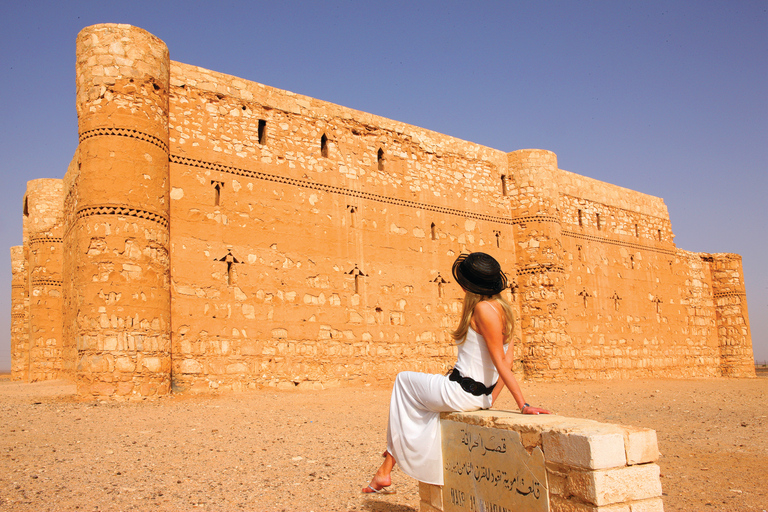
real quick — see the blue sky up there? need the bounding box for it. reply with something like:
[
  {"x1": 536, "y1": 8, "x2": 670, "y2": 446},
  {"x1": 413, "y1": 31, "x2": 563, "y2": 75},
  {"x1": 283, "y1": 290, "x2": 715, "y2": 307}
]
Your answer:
[{"x1": 0, "y1": 1, "x2": 765, "y2": 369}]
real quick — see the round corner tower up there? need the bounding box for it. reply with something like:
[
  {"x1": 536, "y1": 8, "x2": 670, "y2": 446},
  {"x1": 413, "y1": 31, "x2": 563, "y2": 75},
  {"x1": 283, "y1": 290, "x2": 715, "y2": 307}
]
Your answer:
[
  {"x1": 24, "y1": 179, "x2": 65, "y2": 382},
  {"x1": 70, "y1": 24, "x2": 171, "y2": 398},
  {"x1": 10, "y1": 245, "x2": 29, "y2": 382},
  {"x1": 506, "y1": 149, "x2": 571, "y2": 380}
]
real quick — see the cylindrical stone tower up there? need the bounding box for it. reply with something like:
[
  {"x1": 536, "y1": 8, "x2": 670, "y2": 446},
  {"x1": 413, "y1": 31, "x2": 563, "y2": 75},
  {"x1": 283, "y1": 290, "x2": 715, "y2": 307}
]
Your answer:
[
  {"x1": 69, "y1": 24, "x2": 171, "y2": 397},
  {"x1": 24, "y1": 179, "x2": 66, "y2": 382},
  {"x1": 10, "y1": 245, "x2": 29, "y2": 381},
  {"x1": 507, "y1": 149, "x2": 571, "y2": 379},
  {"x1": 708, "y1": 253, "x2": 755, "y2": 377}
]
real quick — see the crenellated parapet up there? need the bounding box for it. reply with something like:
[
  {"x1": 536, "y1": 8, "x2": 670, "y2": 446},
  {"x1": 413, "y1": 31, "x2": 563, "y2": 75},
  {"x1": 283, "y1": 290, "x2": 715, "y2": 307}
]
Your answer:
[{"x1": 67, "y1": 24, "x2": 172, "y2": 397}]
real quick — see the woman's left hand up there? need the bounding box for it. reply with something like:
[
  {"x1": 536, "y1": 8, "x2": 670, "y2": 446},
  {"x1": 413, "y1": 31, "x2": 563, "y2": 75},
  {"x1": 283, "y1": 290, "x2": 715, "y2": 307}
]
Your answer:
[{"x1": 522, "y1": 405, "x2": 551, "y2": 415}]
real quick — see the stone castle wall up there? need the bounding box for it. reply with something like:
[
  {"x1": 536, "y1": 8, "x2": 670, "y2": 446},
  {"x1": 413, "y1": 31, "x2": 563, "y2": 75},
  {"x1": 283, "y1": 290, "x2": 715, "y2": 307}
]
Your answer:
[{"x1": 9, "y1": 23, "x2": 755, "y2": 396}]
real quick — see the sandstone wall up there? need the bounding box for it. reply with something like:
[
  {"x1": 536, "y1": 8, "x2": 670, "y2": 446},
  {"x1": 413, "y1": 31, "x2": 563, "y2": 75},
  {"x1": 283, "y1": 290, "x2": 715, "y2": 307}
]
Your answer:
[
  {"x1": 9, "y1": 23, "x2": 754, "y2": 394},
  {"x1": 166, "y1": 61, "x2": 522, "y2": 392}
]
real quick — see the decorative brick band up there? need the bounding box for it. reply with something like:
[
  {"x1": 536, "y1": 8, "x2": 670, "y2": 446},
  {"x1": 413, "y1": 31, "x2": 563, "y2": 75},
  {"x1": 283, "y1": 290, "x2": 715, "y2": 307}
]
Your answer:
[
  {"x1": 75, "y1": 205, "x2": 169, "y2": 229},
  {"x1": 11, "y1": 284, "x2": 25, "y2": 289},
  {"x1": 29, "y1": 235, "x2": 63, "y2": 245},
  {"x1": 713, "y1": 291, "x2": 746, "y2": 299},
  {"x1": 563, "y1": 230, "x2": 677, "y2": 256},
  {"x1": 30, "y1": 278, "x2": 62, "y2": 287},
  {"x1": 170, "y1": 155, "x2": 513, "y2": 225},
  {"x1": 509, "y1": 214, "x2": 561, "y2": 225},
  {"x1": 516, "y1": 263, "x2": 565, "y2": 275},
  {"x1": 79, "y1": 127, "x2": 169, "y2": 154}
]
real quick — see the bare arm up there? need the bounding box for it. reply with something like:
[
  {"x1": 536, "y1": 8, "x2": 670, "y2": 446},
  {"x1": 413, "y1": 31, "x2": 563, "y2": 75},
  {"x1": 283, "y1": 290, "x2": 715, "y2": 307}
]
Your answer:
[{"x1": 473, "y1": 301, "x2": 550, "y2": 414}]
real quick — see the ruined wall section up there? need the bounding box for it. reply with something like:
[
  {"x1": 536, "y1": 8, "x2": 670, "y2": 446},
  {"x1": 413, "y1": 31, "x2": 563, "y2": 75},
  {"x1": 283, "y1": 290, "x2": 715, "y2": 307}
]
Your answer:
[
  {"x1": 705, "y1": 253, "x2": 754, "y2": 377},
  {"x1": 24, "y1": 179, "x2": 66, "y2": 381},
  {"x1": 10, "y1": 245, "x2": 29, "y2": 381},
  {"x1": 67, "y1": 24, "x2": 171, "y2": 397},
  {"x1": 557, "y1": 171, "x2": 724, "y2": 377},
  {"x1": 166, "y1": 62, "x2": 521, "y2": 391}
]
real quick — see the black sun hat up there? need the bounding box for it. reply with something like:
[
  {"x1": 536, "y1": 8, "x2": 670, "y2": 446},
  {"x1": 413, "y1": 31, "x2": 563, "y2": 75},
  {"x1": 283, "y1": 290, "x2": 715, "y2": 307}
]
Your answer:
[{"x1": 452, "y1": 252, "x2": 508, "y2": 296}]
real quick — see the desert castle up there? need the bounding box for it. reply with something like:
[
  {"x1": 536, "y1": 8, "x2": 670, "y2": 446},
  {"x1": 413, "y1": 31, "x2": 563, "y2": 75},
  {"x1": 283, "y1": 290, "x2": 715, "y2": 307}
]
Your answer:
[{"x1": 9, "y1": 24, "x2": 754, "y2": 398}]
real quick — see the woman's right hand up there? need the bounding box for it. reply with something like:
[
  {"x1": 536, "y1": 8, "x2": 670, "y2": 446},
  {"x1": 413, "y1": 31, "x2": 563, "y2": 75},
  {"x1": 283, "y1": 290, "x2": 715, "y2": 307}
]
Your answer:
[{"x1": 522, "y1": 405, "x2": 550, "y2": 415}]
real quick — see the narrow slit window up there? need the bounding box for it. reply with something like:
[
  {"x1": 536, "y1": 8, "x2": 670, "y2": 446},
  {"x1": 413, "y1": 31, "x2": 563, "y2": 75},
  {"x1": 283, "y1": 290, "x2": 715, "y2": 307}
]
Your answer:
[
  {"x1": 494, "y1": 230, "x2": 501, "y2": 248},
  {"x1": 347, "y1": 205, "x2": 357, "y2": 228},
  {"x1": 657, "y1": 229, "x2": 662, "y2": 241},
  {"x1": 258, "y1": 119, "x2": 267, "y2": 145},
  {"x1": 630, "y1": 255, "x2": 635, "y2": 269},
  {"x1": 430, "y1": 222, "x2": 437, "y2": 240},
  {"x1": 596, "y1": 213, "x2": 601, "y2": 231},
  {"x1": 377, "y1": 148, "x2": 384, "y2": 171},
  {"x1": 578, "y1": 209, "x2": 583, "y2": 227},
  {"x1": 501, "y1": 175, "x2": 508, "y2": 196},
  {"x1": 635, "y1": 223, "x2": 639, "y2": 237},
  {"x1": 211, "y1": 180, "x2": 224, "y2": 206},
  {"x1": 321, "y1": 134, "x2": 328, "y2": 158}
]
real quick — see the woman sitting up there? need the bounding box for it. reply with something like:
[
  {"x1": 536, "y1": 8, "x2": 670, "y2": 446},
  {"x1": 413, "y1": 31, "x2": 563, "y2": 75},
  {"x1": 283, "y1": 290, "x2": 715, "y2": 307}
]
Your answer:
[{"x1": 363, "y1": 252, "x2": 549, "y2": 494}]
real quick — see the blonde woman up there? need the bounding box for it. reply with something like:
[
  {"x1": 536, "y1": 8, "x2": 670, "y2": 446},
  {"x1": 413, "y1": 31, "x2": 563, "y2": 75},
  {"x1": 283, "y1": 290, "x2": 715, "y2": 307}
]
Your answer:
[{"x1": 363, "y1": 252, "x2": 549, "y2": 494}]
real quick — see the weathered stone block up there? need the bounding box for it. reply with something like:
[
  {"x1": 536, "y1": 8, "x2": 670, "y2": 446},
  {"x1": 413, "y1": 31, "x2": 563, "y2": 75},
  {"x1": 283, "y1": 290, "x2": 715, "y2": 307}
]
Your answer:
[
  {"x1": 550, "y1": 495, "x2": 630, "y2": 512},
  {"x1": 542, "y1": 429, "x2": 626, "y2": 470},
  {"x1": 629, "y1": 497, "x2": 664, "y2": 512},
  {"x1": 566, "y1": 464, "x2": 662, "y2": 506},
  {"x1": 180, "y1": 359, "x2": 202, "y2": 374},
  {"x1": 623, "y1": 427, "x2": 659, "y2": 465}
]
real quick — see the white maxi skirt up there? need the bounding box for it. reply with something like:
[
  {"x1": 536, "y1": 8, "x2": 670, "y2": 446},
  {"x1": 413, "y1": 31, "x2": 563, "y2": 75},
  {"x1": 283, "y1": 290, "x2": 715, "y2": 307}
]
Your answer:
[{"x1": 386, "y1": 371, "x2": 491, "y2": 485}]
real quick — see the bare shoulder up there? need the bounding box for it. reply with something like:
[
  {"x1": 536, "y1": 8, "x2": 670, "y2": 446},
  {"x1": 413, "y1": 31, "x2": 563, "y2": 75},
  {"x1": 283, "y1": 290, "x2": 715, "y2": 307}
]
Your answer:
[
  {"x1": 474, "y1": 300, "x2": 500, "y2": 316},
  {"x1": 473, "y1": 300, "x2": 503, "y2": 323}
]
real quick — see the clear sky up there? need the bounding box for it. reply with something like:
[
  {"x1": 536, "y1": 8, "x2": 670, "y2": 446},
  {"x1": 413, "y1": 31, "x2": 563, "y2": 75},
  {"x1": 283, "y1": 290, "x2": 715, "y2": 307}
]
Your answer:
[{"x1": 0, "y1": 1, "x2": 765, "y2": 370}]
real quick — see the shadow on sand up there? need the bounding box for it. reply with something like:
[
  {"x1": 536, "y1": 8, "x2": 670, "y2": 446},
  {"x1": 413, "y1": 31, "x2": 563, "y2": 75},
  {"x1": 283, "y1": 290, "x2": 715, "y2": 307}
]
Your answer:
[{"x1": 362, "y1": 498, "x2": 418, "y2": 512}]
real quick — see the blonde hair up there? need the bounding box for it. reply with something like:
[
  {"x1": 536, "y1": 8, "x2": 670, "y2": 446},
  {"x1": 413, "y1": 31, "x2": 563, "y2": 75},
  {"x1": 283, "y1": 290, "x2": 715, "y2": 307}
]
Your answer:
[{"x1": 451, "y1": 291, "x2": 515, "y2": 345}]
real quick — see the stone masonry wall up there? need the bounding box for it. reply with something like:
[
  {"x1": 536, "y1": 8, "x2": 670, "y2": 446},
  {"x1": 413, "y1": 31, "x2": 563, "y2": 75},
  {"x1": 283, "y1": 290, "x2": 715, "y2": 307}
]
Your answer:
[
  {"x1": 9, "y1": 23, "x2": 755, "y2": 393},
  {"x1": 166, "y1": 61, "x2": 522, "y2": 392}
]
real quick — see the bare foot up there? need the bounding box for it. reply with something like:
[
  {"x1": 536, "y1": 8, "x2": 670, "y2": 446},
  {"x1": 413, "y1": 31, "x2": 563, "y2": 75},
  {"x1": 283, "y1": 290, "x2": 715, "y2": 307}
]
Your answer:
[
  {"x1": 363, "y1": 473, "x2": 392, "y2": 493},
  {"x1": 362, "y1": 473, "x2": 394, "y2": 494},
  {"x1": 362, "y1": 451, "x2": 395, "y2": 494}
]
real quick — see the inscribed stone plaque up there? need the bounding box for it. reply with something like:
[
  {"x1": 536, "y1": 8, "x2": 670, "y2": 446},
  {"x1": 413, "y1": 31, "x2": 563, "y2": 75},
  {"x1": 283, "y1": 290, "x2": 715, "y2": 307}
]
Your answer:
[{"x1": 442, "y1": 420, "x2": 549, "y2": 512}]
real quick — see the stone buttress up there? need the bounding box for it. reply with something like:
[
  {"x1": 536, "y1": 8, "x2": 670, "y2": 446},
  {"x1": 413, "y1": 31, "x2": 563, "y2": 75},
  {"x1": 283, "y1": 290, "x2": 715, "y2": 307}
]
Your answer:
[
  {"x1": 67, "y1": 24, "x2": 172, "y2": 397},
  {"x1": 24, "y1": 179, "x2": 66, "y2": 381},
  {"x1": 506, "y1": 150, "x2": 572, "y2": 379}
]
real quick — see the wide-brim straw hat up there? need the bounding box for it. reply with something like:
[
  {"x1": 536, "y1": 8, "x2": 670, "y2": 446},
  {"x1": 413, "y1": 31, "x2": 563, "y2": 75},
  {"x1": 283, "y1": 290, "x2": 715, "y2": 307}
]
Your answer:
[{"x1": 452, "y1": 252, "x2": 508, "y2": 296}]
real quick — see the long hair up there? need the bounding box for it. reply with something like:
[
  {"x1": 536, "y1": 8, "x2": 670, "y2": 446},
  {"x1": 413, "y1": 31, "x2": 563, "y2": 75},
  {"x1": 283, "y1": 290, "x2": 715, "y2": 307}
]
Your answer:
[{"x1": 451, "y1": 291, "x2": 515, "y2": 345}]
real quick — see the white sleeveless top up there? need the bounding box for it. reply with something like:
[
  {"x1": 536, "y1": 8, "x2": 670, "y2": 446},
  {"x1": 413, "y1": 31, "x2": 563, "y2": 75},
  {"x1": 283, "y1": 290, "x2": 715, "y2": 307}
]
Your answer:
[{"x1": 453, "y1": 326, "x2": 506, "y2": 388}]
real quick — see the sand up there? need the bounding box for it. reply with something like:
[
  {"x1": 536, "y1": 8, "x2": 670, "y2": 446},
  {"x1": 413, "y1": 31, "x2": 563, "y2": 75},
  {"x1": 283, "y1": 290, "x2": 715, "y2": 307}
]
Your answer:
[{"x1": 0, "y1": 374, "x2": 765, "y2": 512}]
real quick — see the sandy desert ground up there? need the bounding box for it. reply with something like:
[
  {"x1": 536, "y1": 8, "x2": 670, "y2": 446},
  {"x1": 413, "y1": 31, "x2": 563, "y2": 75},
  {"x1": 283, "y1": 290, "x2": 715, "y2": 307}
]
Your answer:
[{"x1": 0, "y1": 373, "x2": 765, "y2": 512}]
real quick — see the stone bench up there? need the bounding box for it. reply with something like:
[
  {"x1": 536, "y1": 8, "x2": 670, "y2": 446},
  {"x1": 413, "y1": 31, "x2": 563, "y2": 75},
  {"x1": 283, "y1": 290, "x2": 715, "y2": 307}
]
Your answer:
[{"x1": 419, "y1": 410, "x2": 663, "y2": 512}]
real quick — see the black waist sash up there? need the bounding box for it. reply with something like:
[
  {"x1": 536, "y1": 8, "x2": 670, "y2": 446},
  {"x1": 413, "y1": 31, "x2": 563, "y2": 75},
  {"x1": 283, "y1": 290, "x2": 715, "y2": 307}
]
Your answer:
[{"x1": 449, "y1": 368, "x2": 496, "y2": 396}]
